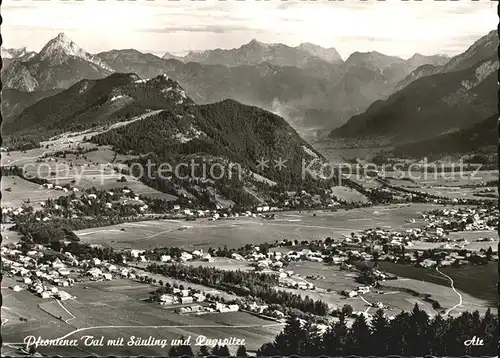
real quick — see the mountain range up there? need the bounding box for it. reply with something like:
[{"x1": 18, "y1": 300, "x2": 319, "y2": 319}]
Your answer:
[
  {"x1": 2, "y1": 33, "x2": 113, "y2": 92},
  {"x1": 2, "y1": 34, "x2": 449, "y2": 138},
  {"x1": 3, "y1": 72, "x2": 328, "y2": 206},
  {"x1": 162, "y1": 39, "x2": 344, "y2": 68},
  {"x1": 329, "y1": 30, "x2": 498, "y2": 157},
  {"x1": 4, "y1": 31, "x2": 495, "y2": 160}
]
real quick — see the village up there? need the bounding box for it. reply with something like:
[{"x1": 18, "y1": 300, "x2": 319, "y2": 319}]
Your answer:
[
  {"x1": 1, "y1": 168, "x2": 498, "y2": 334},
  {"x1": 2, "y1": 196, "x2": 497, "y2": 321}
]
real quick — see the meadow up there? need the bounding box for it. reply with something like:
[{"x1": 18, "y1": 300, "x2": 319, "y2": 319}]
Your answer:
[
  {"x1": 284, "y1": 262, "x2": 493, "y2": 317},
  {"x1": 2, "y1": 175, "x2": 73, "y2": 209},
  {"x1": 76, "y1": 203, "x2": 436, "y2": 250},
  {"x1": 379, "y1": 261, "x2": 497, "y2": 309},
  {"x1": 2, "y1": 140, "x2": 177, "y2": 203},
  {"x1": 1, "y1": 277, "x2": 282, "y2": 356}
]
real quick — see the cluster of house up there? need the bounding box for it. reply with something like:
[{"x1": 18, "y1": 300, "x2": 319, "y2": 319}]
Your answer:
[
  {"x1": 423, "y1": 207, "x2": 498, "y2": 232},
  {"x1": 175, "y1": 206, "x2": 282, "y2": 221},
  {"x1": 279, "y1": 278, "x2": 315, "y2": 290},
  {"x1": 177, "y1": 302, "x2": 240, "y2": 314},
  {"x1": 157, "y1": 288, "x2": 207, "y2": 306},
  {"x1": 418, "y1": 250, "x2": 494, "y2": 268},
  {"x1": 2, "y1": 247, "x2": 73, "y2": 284},
  {"x1": 130, "y1": 248, "x2": 212, "y2": 263},
  {"x1": 0, "y1": 242, "x2": 143, "y2": 298},
  {"x1": 348, "y1": 227, "x2": 443, "y2": 246},
  {"x1": 341, "y1": 285, "x2": 374, "y2": 298},
  {"x1": 41, "y1": 183, "x2": 78, "y2": 193},
  {"x1": 2, "y1": 246, "x2": 78, "y2": 300},
  {"x1": 2, "y1": 206, "x2": 25, "y2": 217},
  {"x1": 84, "y1": 257, "x2": 135, "y2": 281},
  {"x1": 30, "y1": 284, "x2": 75, "y2": 300}
]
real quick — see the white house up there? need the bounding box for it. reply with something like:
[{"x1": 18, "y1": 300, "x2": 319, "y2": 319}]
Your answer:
[
  {"x1": 103, "y1": 273, "x2": 112, "y2": 281},
  {"x1": 180, "y1": 252, "x2": 193, "y2": 262},
  {"x1": 180, "y1": 296, "x2": 193, "y2": 304},
  {"x1": 192, "y1": 250, "x2": 203, "y2": 258},
  {"x1": 11, "y1": 285, "x2": 23, "y2": 292},
  {"x1": 193, "y1": 293, "x2": 206, "y2": 302},
  {"x1": 87, "y1": 267, "x2": 102, "y2": 277},
  {"x1": 40, "y1": 291, "x2": 52, "y2": 298},
  {"x1": 202, "y1": 253, "x2": 212, "y2": 262},
  {"x1": 130, "y1": 249, "x2": 145, "y2": 258},
  {"x1": 52, "y1": 258, "x2": 66, "y2": 269},
  {"x1": 230, "y1": 253, "x2": 243, "y2": 261},
  {"x1": 57, "y1": 291, "x2": 73, "y2": 301}
]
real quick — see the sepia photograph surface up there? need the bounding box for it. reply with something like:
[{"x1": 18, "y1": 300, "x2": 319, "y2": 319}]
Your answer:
[{"x1": 1, "y1": 1, "x2": 498, "y2": 356}]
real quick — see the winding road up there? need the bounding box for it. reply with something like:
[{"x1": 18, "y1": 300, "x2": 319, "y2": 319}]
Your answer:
[{"x1": 435, "y1": 266, "x2": 463, "y2": 315}]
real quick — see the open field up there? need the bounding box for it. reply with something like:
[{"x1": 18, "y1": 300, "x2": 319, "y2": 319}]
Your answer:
[
  {"x1": 284, "y1": 262, "x2": 494, "y2": 317},
  {"x1": 1, "y1": 225, "x2": 23, "y2": 245},
  {"x1": 1, "y1": 176, "x2": 73, "y2": 209},
  {"x1": 1, "y1": 277, "x2": 283, "y2": 356},
  {"x1": 76, "y1": 203, "x2": 437, "y2": 250},
  {"x1": 184, "y1": 258, "x2": 255, "y2": 272},
  {"x1": 2, "y1": 130, "x2": 177, "y2": 202},
  {"x1": 312, "y1": 142, "x2": 384, "y2": 163},
  {"x1": 379, "y1": 262, "x2": 497, "y2": 308},
  {"x1": 408, "y1": 238, "x2": 498, "y2": 252},
  {"x1": 383, "y1": 170, "x2": 498, "y2": 201},
  {"x1": 329, "y1": 186, "x2": 370, "y2": 204}
]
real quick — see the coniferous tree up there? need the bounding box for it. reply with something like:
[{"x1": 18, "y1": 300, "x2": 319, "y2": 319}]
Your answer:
[
  {"x1": 216, "y1": 345, "x2": 230, "y2": 357},
  {"x1": 301, "y1": 320, "x2": 323, "y2": 356},
  {"x1": 387, "y1": 311, "x2": 410, "y2": 355},
  {"x1": 177, "y1": 344, "x2": 194, "y2": 357},
  {"x1": 256, "y1": 343, "x2": 277, "y2": 357},
  {"x1": 274, "y1": 316, "x2": 306, "y2": 355},
  {"x1": 428, "y1": 313, "x2": 449, "y2": 356},
  {"x1": 256, "y1": 308, "x2": 498, "y2": 357},
  {"x1": 370, "y1": 308, "x2": 389, "y2": 355},
  {"x1": 345, "y1": 313, "x2": 372, "y2": 356},
  {"x1": 235, "y1": 345, "x2": 247, "y2": 357},
  {"x1": 408, "y1": 304, "x2": 430, "y2": 355}
]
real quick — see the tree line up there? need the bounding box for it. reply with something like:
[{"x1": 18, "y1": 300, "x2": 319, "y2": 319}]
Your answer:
[
  {"x1": 146, "y1": 263, "x2": 329, "y2": 316},
  {"x1": 255, "y1": 305, "x2": 498, "y2": 356}
]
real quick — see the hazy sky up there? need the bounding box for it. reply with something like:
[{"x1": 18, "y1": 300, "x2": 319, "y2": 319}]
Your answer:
[{"x1": 3, "y1": 0, "x2": 497, "y2": 59}]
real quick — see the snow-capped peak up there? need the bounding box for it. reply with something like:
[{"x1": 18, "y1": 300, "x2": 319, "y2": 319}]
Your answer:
[{"x1": 37, "y1": 33, "x2": 113, "y2": 72}]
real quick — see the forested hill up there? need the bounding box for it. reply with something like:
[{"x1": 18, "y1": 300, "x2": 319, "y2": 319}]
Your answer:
[
  {"x1": 91, "y1": 98, "x2": 324, "y2": 187},
  {"x1": 392, "y1": 114, "x2": 498, "y2": 158},
  {"x1": 3, "y1": 73, "x2": 194, "y2": 138},
  {"x1": 5, "y1": 72, "x2": 331, "y2": 203}
]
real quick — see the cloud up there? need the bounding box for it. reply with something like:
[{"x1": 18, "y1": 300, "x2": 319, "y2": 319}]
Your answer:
[{"x1": 2, "y1": 0, "x2": 496, "y2": 59}]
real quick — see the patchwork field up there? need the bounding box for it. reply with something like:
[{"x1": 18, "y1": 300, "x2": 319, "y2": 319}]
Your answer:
[
  {"x1": 2, "y1": 139, "x2": 177, "y2": 203},
  {"x1": 383, "y1": 170, "x2": 498, "y2": 201},
  {"x1": 284, "y1": 262, "x2": 494, "y2": 317},
  {"x1": 379, "y1": 261, "x2": 497, "y2": 308},
  {"x1": 1, "y1": 277, "x2": 283, "y2": 356},
  {"x1": 76, "y1": 203, "x2": 436, "y2": 250},
  {"x1": 2, "y1": 175, "x2": 73, "y2": 209}
]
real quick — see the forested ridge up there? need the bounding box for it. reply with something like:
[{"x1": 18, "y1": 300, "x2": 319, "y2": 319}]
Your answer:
[{"x1": 255, "y1": 306, "x2": 498, "y2": 356}]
